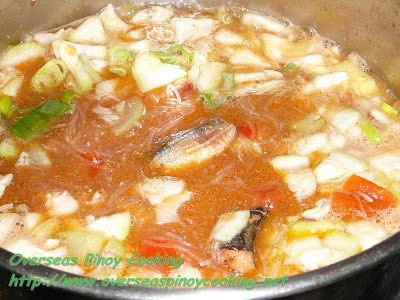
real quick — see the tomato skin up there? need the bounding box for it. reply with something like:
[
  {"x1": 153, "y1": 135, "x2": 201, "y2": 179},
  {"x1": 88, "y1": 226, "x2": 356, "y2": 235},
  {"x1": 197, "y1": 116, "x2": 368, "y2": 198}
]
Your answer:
[
  {"x1": 81, "y1": 153, "x2": 104, "y2": 178},
  {"x1": 138, "y1": 237, "x2": 183, "y2": 274},
  {"x1": 332, "y1": 175, "x2": 397, "y2": 220},
  {"x1": 237, "y1": 123, "x2": 258, "y2": 140}
]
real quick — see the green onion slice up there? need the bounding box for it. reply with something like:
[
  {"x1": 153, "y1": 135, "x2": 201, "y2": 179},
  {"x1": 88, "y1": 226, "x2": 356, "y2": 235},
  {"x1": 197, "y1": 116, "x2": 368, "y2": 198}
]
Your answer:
[
  {"x1": 379, "y1": 102, "x2": 398, "y2": 118},
  {"x1": 150, "y1": 45, "x2": 194, "y2": 67},
  {"x1": 167, "y1": 44, "x2": 194, "y2": 62},
  {"x1": 9, "y1": 99, "x2": 71, "y2": 142},
  {"x1": 31, "y1": 59, "x2": 68, "y2": 94},
  {"x1": 110, "y1": 67, "x2": 128, "y2": 77},
  {"x1": 201, "y1": 92, "x2": 227, "y2": 109},
  {"x1": 360, "y1": 117, "x2": 381, "y2": 144},
  {"x1": 281, "y1": 62, "x2": 299, "y2": 76},
  {"x1": 149, "y1": 51, "x2": 178, "y2": 65},
  {"x1": 0, "y1": 95, "x2": 13, "y2": 118},
  {"x1": 59, "y1": 91, "x2": 79, "y2": 104}
]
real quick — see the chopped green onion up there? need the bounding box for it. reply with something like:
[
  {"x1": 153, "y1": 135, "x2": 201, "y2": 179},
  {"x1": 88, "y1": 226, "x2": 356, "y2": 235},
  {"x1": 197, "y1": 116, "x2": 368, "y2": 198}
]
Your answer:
[
  {"x1": 1, "y1": 76, "x2": 24, "y2": 97},
  {"x1": 0, "y1": 42, "x2": 45, "y2": 69},
  {"x1": 114, "y1": 49, "x2": 135, "y2": 63},
  {"x1": 291, "y1": 116, "x2": 325, "y2": 132},
  {"x1": 9, "y1": 100, "x2": 71, "y2": 142},
  {"x1": 108, "y1": 47, "x2": 135, "y2": 76},
  {"x1": 360, "y1": 117, "x2": 381, "y2": 144},
  {"x1": 167, "y1": 44, "x2": 194, "y2": 62},
  {"x1": 222, "y1": 72, "x2": 235, "y2": 90},
  {"x1": 31, "y1": 59, "x2": 68, "y2": 94},
  {"x1": 150, "y1": 45, "x2": 194, "y2": 67},
  {"x1": 59, "y1": 91, "x2": 79, "y2": 104},
  {"x1": 149, "y1": 51, "x2": 178, "y2": 65},
  {"x1": 281, "y1": 62, "x2": 299, "y2": 76},
  {"x1": 379, "y1": 102, "x2": 398, "y2": 118},
  {"x1": 110, "y1": 67, "x2": 128, "y2": 77},
  {"x1": 201, "y1": 92, "x2": 227, "y2": 109},
  {"x1": 0, "y1": 95, "x2": 13, "y2": 118}
]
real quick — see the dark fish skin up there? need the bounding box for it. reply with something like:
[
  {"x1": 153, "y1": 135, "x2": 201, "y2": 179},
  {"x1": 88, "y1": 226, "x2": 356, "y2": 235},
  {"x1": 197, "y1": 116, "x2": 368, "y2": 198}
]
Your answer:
[
  {"x1": 220, "y1": 208, "x2": 267, "y2": 251},
  {"x1": 152, "y1": 118, "x2": 237, "y2": 169}
]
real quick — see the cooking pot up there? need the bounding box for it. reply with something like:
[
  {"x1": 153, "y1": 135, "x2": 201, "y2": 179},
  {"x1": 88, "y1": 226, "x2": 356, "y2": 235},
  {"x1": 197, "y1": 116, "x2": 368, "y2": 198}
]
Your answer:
[{"x1": 0, "y1": 0, "x2": 400, "y2": 299}]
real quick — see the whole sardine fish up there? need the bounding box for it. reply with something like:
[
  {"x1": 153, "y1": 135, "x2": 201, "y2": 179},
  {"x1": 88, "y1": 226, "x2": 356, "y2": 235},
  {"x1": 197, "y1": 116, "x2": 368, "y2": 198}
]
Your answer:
[{"x1": 153, "y1": 118, "x2": 236, "y2": 169}]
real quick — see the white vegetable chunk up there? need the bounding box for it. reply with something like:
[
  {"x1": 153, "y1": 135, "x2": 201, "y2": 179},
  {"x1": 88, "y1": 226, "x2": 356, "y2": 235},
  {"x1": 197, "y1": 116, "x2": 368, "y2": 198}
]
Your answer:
[
  {"x1": 130, "y1": 6, "x2": 173, "y2": 24},
  {"x1": 0, "y1": 174, "x2": 13, "y2": 199},
  {"x1": 0, "y1": 42, "x2": 45, "y2": 69},
  {"x1": 294, "y1": 132, "x2": 329, "y2": 155},
  {"x1": 5, "y1": 238, "x2": 47, "y2": 257},
  {"x1": 301, "y1": 199, "x2": 331, "y2": 220},
  {"x1": 346, "y1": 221, "x2": 387, "y2": 250},
  {"x1": 133, "y1": 53, "x2": 187, "y2": 93},
  {"x1": 52, "y1": 40, "x2": 98, "y2": 91},
  {"x1": 285, "y1": 169, "x2": 317, "y2": 201},
  {"x1": 124, "y1": 29, "x2": 145, "y2": 40},
  {"x1": 16, "y1": 148, "x2": 51, "y2": 167},
  {"x1": 232, "y1": 80, "x2": 285, "y2": 97},
  {"x1": 314, "y1": 151, "x2": 368, "y2": 184},
  {"x1": 330, "y1": 108, "x2": 361, "y2": 133},
  {"x1": 87, "y1": 212, "x2": 131, "y2": 241},
  {"x1": 137, "y1": 177, "x2": 185, "y2": 205},
  {"x1": 155, "y1": 190, "x2": 192, "y2": 224},
  {"x1": 210, "y1": 210, "x2": 250, "y2": 243},
  {"x1": 127, "y1": 39, "x2": 153, "y2": 56},
  {"x1": 95, "y1": 78, "x2": 118, "y2": 94},
  {"x1": 369, "y1": 152, "x2": 400, "y2": 181},
  {"x1": 242, "y1": 13, "x2": 288, "y2": 34},
  {"x1": 5, "y1": 239, "x2": 71, "y2": 266},
  {"x1": 23, "y1": 212, "x2": 40, "y2": 229},
  {"x1": 303, "y1": 72, "x2": 348, "y2": 94},
  {"x1": 370, "y1": 109, "x2": 391, "y2": 125},
  {"x1": 291, "y1": 54, "x2": 325, "y2": 71},
  {"x1": 194, "y1": 62, "x2": 227, "y2": 92},
  {"x1": 68, "y1": 16, "x2": 106, "y2": 44},
  {"x1": 214, "y1": 29, "x2": 248, "y2": 45},
  {"x1": 234, "y1": 70, "x2": 283, "y2": 84},
  {"x1": 100, "y1": 4, "x2": 130, "y2": 33},
  {"x1": 137, "y1": 177, "x2": 192, "y2": 224},
  {"x1": 270, "y1": 155, "x2": 310, "y2": 172},
  {"x1": 68, "y1": 43, "x2": 107, "y2": 60},
  {"x1": 34, "y1": 29, "x2": 66, "y2": 46},
  {"x1": 229, "y1": 49, "x2": 270, "y2": 68},
  {"x1": 172, "y1": 18, "x2": 218, "y2": 44},
  {"x1": 46, "y1": 191, "x2": 79, "y2": 216},
  {"x1": 284, "y1": 236, "x2": 332, "y2": 272}
]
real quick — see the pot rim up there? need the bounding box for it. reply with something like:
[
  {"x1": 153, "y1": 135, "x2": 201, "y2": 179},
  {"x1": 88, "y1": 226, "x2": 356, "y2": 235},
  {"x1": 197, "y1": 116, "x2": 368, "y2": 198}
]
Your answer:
[{"x1": 1, "y1": 229, "x2": 400, "y2": 299}]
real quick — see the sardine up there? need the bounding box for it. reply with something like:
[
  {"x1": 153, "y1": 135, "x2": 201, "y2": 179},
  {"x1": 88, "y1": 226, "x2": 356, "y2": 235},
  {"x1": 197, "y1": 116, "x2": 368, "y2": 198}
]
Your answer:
[
  {"x1": 152, "y1": 118, "x2": 236, "y2": 169},
  {"x1": 210, "y1": 208, "x2": 267, "y2": 274}
]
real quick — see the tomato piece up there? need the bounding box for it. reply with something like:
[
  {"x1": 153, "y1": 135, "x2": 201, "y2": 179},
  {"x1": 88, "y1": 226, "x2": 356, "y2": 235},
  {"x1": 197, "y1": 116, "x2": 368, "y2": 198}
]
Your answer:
[
  {"x1": 138, "y1": 236, "x2": 185, "y2": 274},
  {"x1": 237, "y1": 122, "x2": 258, "y2": 140},
  {"x1": 252, "y1": 182, "x2": 284, "y2": 210},
  {"x1": 332, "y1": 175, "x2": 397, "y2": 220},
  {"x1": 81, "y1": 153, "x2": 104, "y2": 178}
]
